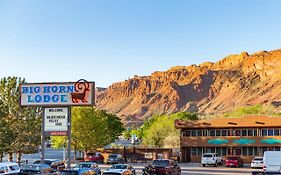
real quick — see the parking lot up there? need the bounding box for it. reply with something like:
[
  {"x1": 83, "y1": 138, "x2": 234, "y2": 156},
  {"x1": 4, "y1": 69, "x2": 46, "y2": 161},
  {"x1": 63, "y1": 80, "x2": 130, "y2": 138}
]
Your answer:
[{"x1": 99, "y1": 163, "x2": 258, "y2": 175}]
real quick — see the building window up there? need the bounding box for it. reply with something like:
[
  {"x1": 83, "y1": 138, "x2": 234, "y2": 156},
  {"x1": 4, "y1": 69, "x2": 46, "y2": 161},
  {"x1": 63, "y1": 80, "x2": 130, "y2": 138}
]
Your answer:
[
  {"x1": 222, "y1": 147, "x2": 227, "y2": 156},
  {"x1": 242, "y1": 147, "x2": 247, "y2": 155},
  {"x1": 274, "y1": 147, "x2": 280, "y2": 151},
  {"x1": 191, "y1": 130, "x2": 197, "y2": 137},
  {"x1": 236, "y1": 148, "x2": 241, "y2": 156},
  {"x1": 248, "y1": 147, "x2": 254, "y2": 156},
  {"x1": 191, "y1": 147, "x2": 197, "y2": 155},
  {"x1": 262, "y1": 147, "x2": 268, "y2": 153},
  {"x1": 235, "y1": 130, "x2": 241, "y2": 136},
  {"x1": 274, "y1": 129, "x2": 280, "y2": 136},
  {"x1": 216, "y1": 147, "x2": 222, "y2": 156},
  {"x1": 242, "y1": 130, "x2": 247, "y2": 136},
  {"x1": 222, "y1": 130, "x2": 227, "y2": 136},
  {"x1": 268, "y1": 129, "x2": 274, "y2": 136},
  {"x1": 262, "y1": 129, "x2": 267, "y2": 136},
  {"x1": 253, "y1": 129, "x2": 257, "y2": 136},
  {"x1": 248, "y1": 129, "x2": 253, "y2": 136},
  {"x1": 216, "y1": 130, "x2": 221, "y2": 136},
  {"x1": 197, "y1": 130, "x2": 203, "y2": 137},
  {"x1": 182, "y1": 130, "x2": 190, "y2": 137},
  {"x1": 210, "y1": 130, "x2": 215, "y2": 136},
  {"x1": 198, "y1": 147, "x2": 203, "y2": 156}
]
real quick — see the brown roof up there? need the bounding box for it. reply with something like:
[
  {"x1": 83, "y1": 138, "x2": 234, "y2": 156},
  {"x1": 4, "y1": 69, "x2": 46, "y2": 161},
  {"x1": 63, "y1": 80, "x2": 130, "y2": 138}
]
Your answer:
[{"x1": 175, "y1": 115, "x2": 281, "y2": 129}]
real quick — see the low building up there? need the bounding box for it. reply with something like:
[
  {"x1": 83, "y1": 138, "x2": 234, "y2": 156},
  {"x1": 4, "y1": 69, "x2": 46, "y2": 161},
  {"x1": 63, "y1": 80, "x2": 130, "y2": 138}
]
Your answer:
[{"x1": 175, "y1": 115, "x2": 281, "y2": 163}]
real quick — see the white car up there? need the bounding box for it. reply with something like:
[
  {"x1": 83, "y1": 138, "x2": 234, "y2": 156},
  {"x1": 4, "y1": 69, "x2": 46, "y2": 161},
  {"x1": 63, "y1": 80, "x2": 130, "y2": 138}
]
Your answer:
[
  {"x1": 201, "y1": 153, "x2": 223, "y2": 167},
  {"x1": 251, "y1": 156, "x2": 264, "y2": 169},
  {"x1": 0, "y1": 162, "x2": 21, "y2": 175}
]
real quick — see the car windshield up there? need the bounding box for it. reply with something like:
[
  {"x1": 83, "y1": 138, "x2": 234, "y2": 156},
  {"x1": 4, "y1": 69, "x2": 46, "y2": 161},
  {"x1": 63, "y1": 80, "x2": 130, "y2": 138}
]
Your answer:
[
  {"x1": 203, "y1": 154, "x2": 213, "y2": 158},
  {"x1": 152, "y1": 160, "x2": 169, "y2": 167},
  {"x1": 103, "y1": 173, "x2": 121, "y2": 175},
  {"x1": 22, "y1": 165, "x2": 42, "y2": 171},
  {"x1": 227, "y1": 157, "x2": 238, "y2": 160},
  {"x1": 75, "y1": 163, "x2": 91, "y2": 168},
  {"x1": 253, "y1": 158, "x2": 263, "y2": 161},
  {"x1": 111, "y1": 165, "x2": 127, "y2": 169},
  {"x1": 61, "y1": 171, "x2": 79, "y2": 175},
  {"x1": 34, "y1": 160, "x2": 52, "y2": 165},
  {"x1": 109, "y1": 155, "x2": 117, "y2": 158}
]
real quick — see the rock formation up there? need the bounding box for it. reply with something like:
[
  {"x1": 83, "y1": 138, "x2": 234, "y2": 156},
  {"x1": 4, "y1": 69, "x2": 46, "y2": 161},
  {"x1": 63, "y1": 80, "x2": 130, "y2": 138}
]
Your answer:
[{"x1": 96, "y1": 49, "x2": 281, "y2": 121}]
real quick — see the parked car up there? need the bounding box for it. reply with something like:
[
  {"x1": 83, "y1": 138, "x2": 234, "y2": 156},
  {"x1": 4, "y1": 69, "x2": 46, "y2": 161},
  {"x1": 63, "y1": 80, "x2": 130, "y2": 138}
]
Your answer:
[
  {"x1": 60, "y1": 170, "x2": 79, "y2": 175},
  {"x1": 142, "y1": 159, "x2": 181, "y2": 175},
  {"x1": 107, "y1": 154, "x2": 125, "y2": 164},
  {"x1": 0, "y1": 162, "x2": 21, "y2": 175},
  {"x1": 84, "y1": 152, "x2": 104, "y2": 164},
  {"x1": 251, "y1": 156, "x2": 264, "y2": 169},
  {"x1": 201, "y1": 153, "x2": 223, "y2": 167},
  {"x1": 34, "y1": 159, "x2": 65, "y2": 170},
  {"x1": 225, "y1": 156, "x2": 243, "y2": 168},
  {"x1": 107, "y1": 164, "x2": 135, "y2": 175},
  {"x1": 263, "y1": 151, "x2": 281, "y2": 174},
  {"x1": 19, "y1": 164, "x2": 53, "y2": 175},
  {"x1": 73, "y1": 162, "x2": 101, "y2": 175}
]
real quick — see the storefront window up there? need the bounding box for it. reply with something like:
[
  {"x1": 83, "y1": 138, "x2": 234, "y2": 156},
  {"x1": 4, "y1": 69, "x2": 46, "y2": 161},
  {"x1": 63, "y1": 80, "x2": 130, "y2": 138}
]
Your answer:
[
  {"x1": 274, "y1": 147, "x2": 280, "y2": 151},
  {"x1": 191, "y1": 147, "x2": 197, "y2": 155},
  {"x1": 242, "y1": 147, "x2": 247, "y2": 155},
  {"x1": 248, "y1": 147, "x2": 254, "y2": 155},
  {"x1": 222, "y1": 147, "x2": 227, "y2": 155},
  {"x1": 236, "y1": 148, "x2": 241, "y2": 155},
  {"x1": 216, "y1": 147, "x2": 222, "y2": 156}
]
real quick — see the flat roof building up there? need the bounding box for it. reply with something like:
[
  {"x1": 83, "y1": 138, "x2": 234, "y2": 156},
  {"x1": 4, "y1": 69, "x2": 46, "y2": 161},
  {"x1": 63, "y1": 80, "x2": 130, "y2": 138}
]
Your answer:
[{"x1": 175, "y1": 115, "x2": 281, "y2": 163}]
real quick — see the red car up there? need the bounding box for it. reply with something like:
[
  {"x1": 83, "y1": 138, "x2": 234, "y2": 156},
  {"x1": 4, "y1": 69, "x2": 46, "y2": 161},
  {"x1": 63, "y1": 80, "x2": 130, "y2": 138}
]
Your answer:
[
  {"x1": 225, "y1": 156, "x2": 243, "y2": 168},
  {"x1": 84, "y1": 152, "x2": 104, "y2": 164}
]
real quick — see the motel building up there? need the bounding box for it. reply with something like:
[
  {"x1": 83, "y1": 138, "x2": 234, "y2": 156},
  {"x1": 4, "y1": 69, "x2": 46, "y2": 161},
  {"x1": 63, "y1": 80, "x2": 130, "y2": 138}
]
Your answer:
[{"x1": 175, "y1": 115, "x2": 281, "y2": 163}]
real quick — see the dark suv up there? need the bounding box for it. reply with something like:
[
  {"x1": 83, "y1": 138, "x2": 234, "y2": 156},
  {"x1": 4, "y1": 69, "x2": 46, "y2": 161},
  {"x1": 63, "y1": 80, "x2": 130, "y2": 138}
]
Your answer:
[{"x1": 143, "y1": 159, "x2": 181, "y2": 175}]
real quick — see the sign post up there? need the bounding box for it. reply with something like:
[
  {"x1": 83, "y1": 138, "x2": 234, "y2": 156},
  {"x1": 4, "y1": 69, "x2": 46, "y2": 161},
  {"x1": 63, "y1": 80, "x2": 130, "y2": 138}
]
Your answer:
[{"x1": 20, "y1": 79, "x2": 95, "y2": 169}]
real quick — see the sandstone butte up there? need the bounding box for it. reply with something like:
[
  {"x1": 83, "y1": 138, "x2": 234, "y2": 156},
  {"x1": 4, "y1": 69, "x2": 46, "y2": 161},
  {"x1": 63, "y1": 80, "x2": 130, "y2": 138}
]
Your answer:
[{"x1": 96, "y1": 49, "x2": 281, "y2": 122}]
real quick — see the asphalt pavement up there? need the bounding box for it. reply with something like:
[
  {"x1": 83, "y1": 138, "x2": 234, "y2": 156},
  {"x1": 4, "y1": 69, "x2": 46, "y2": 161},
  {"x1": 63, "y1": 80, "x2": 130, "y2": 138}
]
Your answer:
[{"x1": 2, "y1": 148, "x2": 258, "y2": 175}]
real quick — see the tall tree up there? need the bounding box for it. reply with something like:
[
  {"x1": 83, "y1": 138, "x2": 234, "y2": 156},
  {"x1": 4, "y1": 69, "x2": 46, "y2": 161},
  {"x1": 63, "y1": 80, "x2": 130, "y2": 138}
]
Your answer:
[
  {"x1": 0, "y1": 76, "x2": 41, "y2": 163},
  {"x1": 52, "y1": 107, "x2": 124, "y2": 154},
  {"x1": 141, "y1": 112, "x2": 198, "y2": 148}
]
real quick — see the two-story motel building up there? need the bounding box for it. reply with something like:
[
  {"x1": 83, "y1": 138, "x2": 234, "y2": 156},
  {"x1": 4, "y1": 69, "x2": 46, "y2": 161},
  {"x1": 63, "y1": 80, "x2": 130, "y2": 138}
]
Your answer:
[{"x1": 175, "y1": 115, "x2": 281, "y2": 163}]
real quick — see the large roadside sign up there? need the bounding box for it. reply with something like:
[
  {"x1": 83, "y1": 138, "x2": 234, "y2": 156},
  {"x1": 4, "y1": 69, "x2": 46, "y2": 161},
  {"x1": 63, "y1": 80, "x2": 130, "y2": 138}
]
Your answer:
[
  {"x1": 44, "y1": 107, "x2": 68, "y2": 136},
  {"x1": 20, "y1": 79, "x2": 95, "y2": 106}
]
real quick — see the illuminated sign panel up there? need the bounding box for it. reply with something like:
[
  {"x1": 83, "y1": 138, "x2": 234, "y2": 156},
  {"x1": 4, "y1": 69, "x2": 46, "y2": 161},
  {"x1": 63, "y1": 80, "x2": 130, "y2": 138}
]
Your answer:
[
  {"x1": 20, "y1": 80, "x2": 95, "y2": 106},
  {"x1": 44, "y1": 107, "x2": 68, "y2": 133}
]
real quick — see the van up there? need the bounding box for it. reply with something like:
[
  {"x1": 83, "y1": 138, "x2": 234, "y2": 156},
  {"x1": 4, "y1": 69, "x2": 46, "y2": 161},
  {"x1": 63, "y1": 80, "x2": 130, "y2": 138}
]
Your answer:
[
  {"x1": 0, "y1": 162, "x2": 20, "y2": 175},
  {"x1": 263, "y1": 151, "x2": 281, "y2": 174}
]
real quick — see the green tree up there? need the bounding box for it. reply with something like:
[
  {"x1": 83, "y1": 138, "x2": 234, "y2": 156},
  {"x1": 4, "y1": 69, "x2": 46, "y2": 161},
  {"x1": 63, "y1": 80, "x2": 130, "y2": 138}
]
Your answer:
[
  {"x1": 141, "y1": 112, "x2": 198, "y2": 148},
  {"x1": 0, "y1": 76, "x2": 41, "y2": 163},
  {"x1": 52, "y1": 107, "x2": 124, "y2": 154}
]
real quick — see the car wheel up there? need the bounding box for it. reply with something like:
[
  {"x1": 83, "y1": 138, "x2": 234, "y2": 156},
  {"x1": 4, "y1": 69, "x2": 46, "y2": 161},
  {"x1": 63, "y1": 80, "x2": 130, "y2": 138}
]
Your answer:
[
  {"x1": 214, "y1": 162, "x2": 217, "y2": 167},
  {"x1": 202, "y1": 164, "x2": 206, "y2": 167}
]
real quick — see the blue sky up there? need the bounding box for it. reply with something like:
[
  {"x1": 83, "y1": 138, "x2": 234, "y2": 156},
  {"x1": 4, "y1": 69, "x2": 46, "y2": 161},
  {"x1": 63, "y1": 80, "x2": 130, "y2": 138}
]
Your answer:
[{"x1": 1, "y1": 0, "x2": 281, "y2": 87}]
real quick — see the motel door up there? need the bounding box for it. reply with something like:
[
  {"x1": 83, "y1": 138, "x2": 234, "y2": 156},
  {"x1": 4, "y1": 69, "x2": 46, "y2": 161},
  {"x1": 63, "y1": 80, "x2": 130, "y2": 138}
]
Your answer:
[{"x1": 183, "y1": 148, "x2": 191, "y2": 162}]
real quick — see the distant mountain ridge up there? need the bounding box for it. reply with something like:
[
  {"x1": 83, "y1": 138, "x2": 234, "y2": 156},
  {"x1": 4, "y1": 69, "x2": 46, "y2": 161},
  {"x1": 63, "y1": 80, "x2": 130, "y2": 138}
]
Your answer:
[{"x1": 96, "y1": 49, "x2": 281, "y2": 121}]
